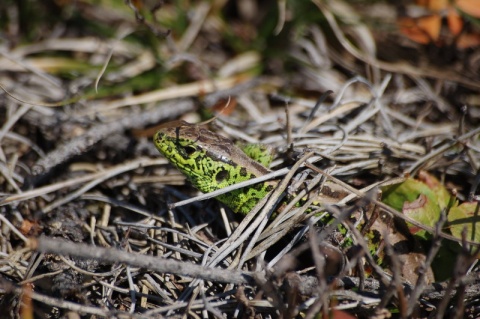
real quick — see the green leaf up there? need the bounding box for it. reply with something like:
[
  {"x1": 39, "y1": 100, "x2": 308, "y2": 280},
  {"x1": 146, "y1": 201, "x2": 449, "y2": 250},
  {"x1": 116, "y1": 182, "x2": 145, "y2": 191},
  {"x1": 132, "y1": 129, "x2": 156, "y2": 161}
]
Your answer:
[
  {"x1": 381, "y1": 173, "x2": 453, "y2": 239},
  {"x1": 417, "y1": 171, "x2": 455, "y2": 211},
  {"x1": 382, "y1": 178, "x2": 435, "y2": 211},
  {"x1": 448, "y1": 202, "x2": 480, "y2": 242},
  {"x1": 401, "y1": 194, "x2": 442, "y2": 240}
]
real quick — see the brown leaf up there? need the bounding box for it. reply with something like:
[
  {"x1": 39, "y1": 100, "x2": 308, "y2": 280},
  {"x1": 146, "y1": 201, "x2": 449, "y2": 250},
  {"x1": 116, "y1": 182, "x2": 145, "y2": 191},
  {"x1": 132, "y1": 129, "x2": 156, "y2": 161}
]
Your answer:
[
  {"x1": 398, "y1": 15, "x2": 442, "y2": 44},
  {"x1": 456, "y1": 0, "x2": 480, "y2": 18}
]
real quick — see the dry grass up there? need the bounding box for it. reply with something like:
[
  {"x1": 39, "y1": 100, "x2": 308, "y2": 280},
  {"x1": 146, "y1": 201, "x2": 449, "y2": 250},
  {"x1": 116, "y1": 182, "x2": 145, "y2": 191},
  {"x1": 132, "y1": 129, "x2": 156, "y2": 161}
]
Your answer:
[{"x1": 1, "y1": 1, "x2": 480, "y2": 318}]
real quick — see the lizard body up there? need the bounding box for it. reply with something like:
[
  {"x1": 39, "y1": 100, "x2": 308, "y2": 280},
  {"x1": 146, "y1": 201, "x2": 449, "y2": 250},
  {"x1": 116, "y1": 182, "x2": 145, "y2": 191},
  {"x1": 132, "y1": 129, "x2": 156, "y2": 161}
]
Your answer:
[
  {"x1": 154, "y1": 123, "x2": 442, "y2": 282},
  {"x1": 153, "y1": 121, "x2": 390, "y2": 262}
]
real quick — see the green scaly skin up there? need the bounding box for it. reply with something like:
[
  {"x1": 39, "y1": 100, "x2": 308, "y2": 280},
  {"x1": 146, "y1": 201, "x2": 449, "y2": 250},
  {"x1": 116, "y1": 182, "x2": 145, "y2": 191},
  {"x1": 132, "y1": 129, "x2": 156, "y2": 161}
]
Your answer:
[
  {"x1": 153, "y1": 121, "x2": 277, "y2": 214},
  {"x1": 154, "y1": 121, "x2": 384, "y2": 263}
]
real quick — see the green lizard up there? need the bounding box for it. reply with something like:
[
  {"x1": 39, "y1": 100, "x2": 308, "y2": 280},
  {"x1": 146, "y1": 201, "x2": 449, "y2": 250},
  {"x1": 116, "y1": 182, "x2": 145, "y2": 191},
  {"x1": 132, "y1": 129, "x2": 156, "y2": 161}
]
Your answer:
[
  {"x1": 153, "y1": 120, "x2": 391, "y2": 260},
  {"x1": 153, "y1": 120, "x2": 279, "y2": 214},
  {"x1": 154, "y1": 122, "x2": 444, "y2": 284}
]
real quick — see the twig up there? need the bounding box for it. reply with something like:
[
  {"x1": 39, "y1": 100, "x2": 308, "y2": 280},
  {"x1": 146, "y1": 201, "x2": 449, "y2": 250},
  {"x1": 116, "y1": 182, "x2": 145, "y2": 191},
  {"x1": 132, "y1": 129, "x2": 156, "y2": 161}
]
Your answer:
[
  {"x1": 304, "y1": 220, "x2": 329, "y2": 319},
  {"x1": 406, "y1": 126, "x2": 480, "y2": 175},
  {"x1": 33, "y1": 99, "x2": 194, "y2": 176},
  {"x1": 0, "y1": 278, "x2": 110, "y2": 317},
  {"x1": 1, "y1": 158, "x2": 167, "y2": 207},
  {"x1": 30, "y1": 236, "x2": 256, "y2": 285},
  {"x1": 407, "y1": 208, "x2": 447, "y2": 315},
  {"x1": 305, "y1": 163, "x2": 480, "y2": 247},
  {"x1": 0, "y1": 213, "x2": 29, "y2": 244}
]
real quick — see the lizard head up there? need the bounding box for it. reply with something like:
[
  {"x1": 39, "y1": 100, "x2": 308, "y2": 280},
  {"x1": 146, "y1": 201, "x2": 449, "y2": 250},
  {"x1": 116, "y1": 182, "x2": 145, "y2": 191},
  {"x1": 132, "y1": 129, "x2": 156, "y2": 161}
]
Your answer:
[{"x1": 154, "y1": 121, "x2": 252, "y2": 193}]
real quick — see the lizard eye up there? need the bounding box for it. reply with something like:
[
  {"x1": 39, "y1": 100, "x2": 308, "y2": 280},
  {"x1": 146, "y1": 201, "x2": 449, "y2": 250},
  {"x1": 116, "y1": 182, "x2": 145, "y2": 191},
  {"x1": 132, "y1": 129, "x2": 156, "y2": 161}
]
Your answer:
[
  {"x1": 215, "y1": 169, "x2": 229, "y2": 184},
  {"x1": 183, "y1": 145, "x2": 197, "y2": 156}
]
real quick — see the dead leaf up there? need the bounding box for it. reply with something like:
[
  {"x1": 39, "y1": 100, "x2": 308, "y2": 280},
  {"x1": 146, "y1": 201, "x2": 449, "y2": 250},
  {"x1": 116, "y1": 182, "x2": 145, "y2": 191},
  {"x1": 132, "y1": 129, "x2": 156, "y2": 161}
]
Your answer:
[
  {"x1": 398, "y1": 15, "x2": 442, "y2": 44},
  {"x1": 456, "y1": 0, "x2": 480, "y2": 18}
]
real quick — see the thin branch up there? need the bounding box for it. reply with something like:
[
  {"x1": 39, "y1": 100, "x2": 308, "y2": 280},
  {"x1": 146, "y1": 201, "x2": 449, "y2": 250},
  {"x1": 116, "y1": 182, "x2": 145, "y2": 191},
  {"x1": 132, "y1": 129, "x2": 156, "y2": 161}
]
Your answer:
[{"x1": 30, "y1": 236, "x2": 256, "y2": 285}]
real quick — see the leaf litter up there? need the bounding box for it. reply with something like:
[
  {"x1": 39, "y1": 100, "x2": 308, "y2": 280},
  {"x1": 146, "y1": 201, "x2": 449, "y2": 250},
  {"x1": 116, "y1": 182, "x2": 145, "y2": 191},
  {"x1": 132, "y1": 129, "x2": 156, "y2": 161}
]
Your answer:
[{"x1": 1, "y1": 1, "x2": 480, "y2": 318}]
